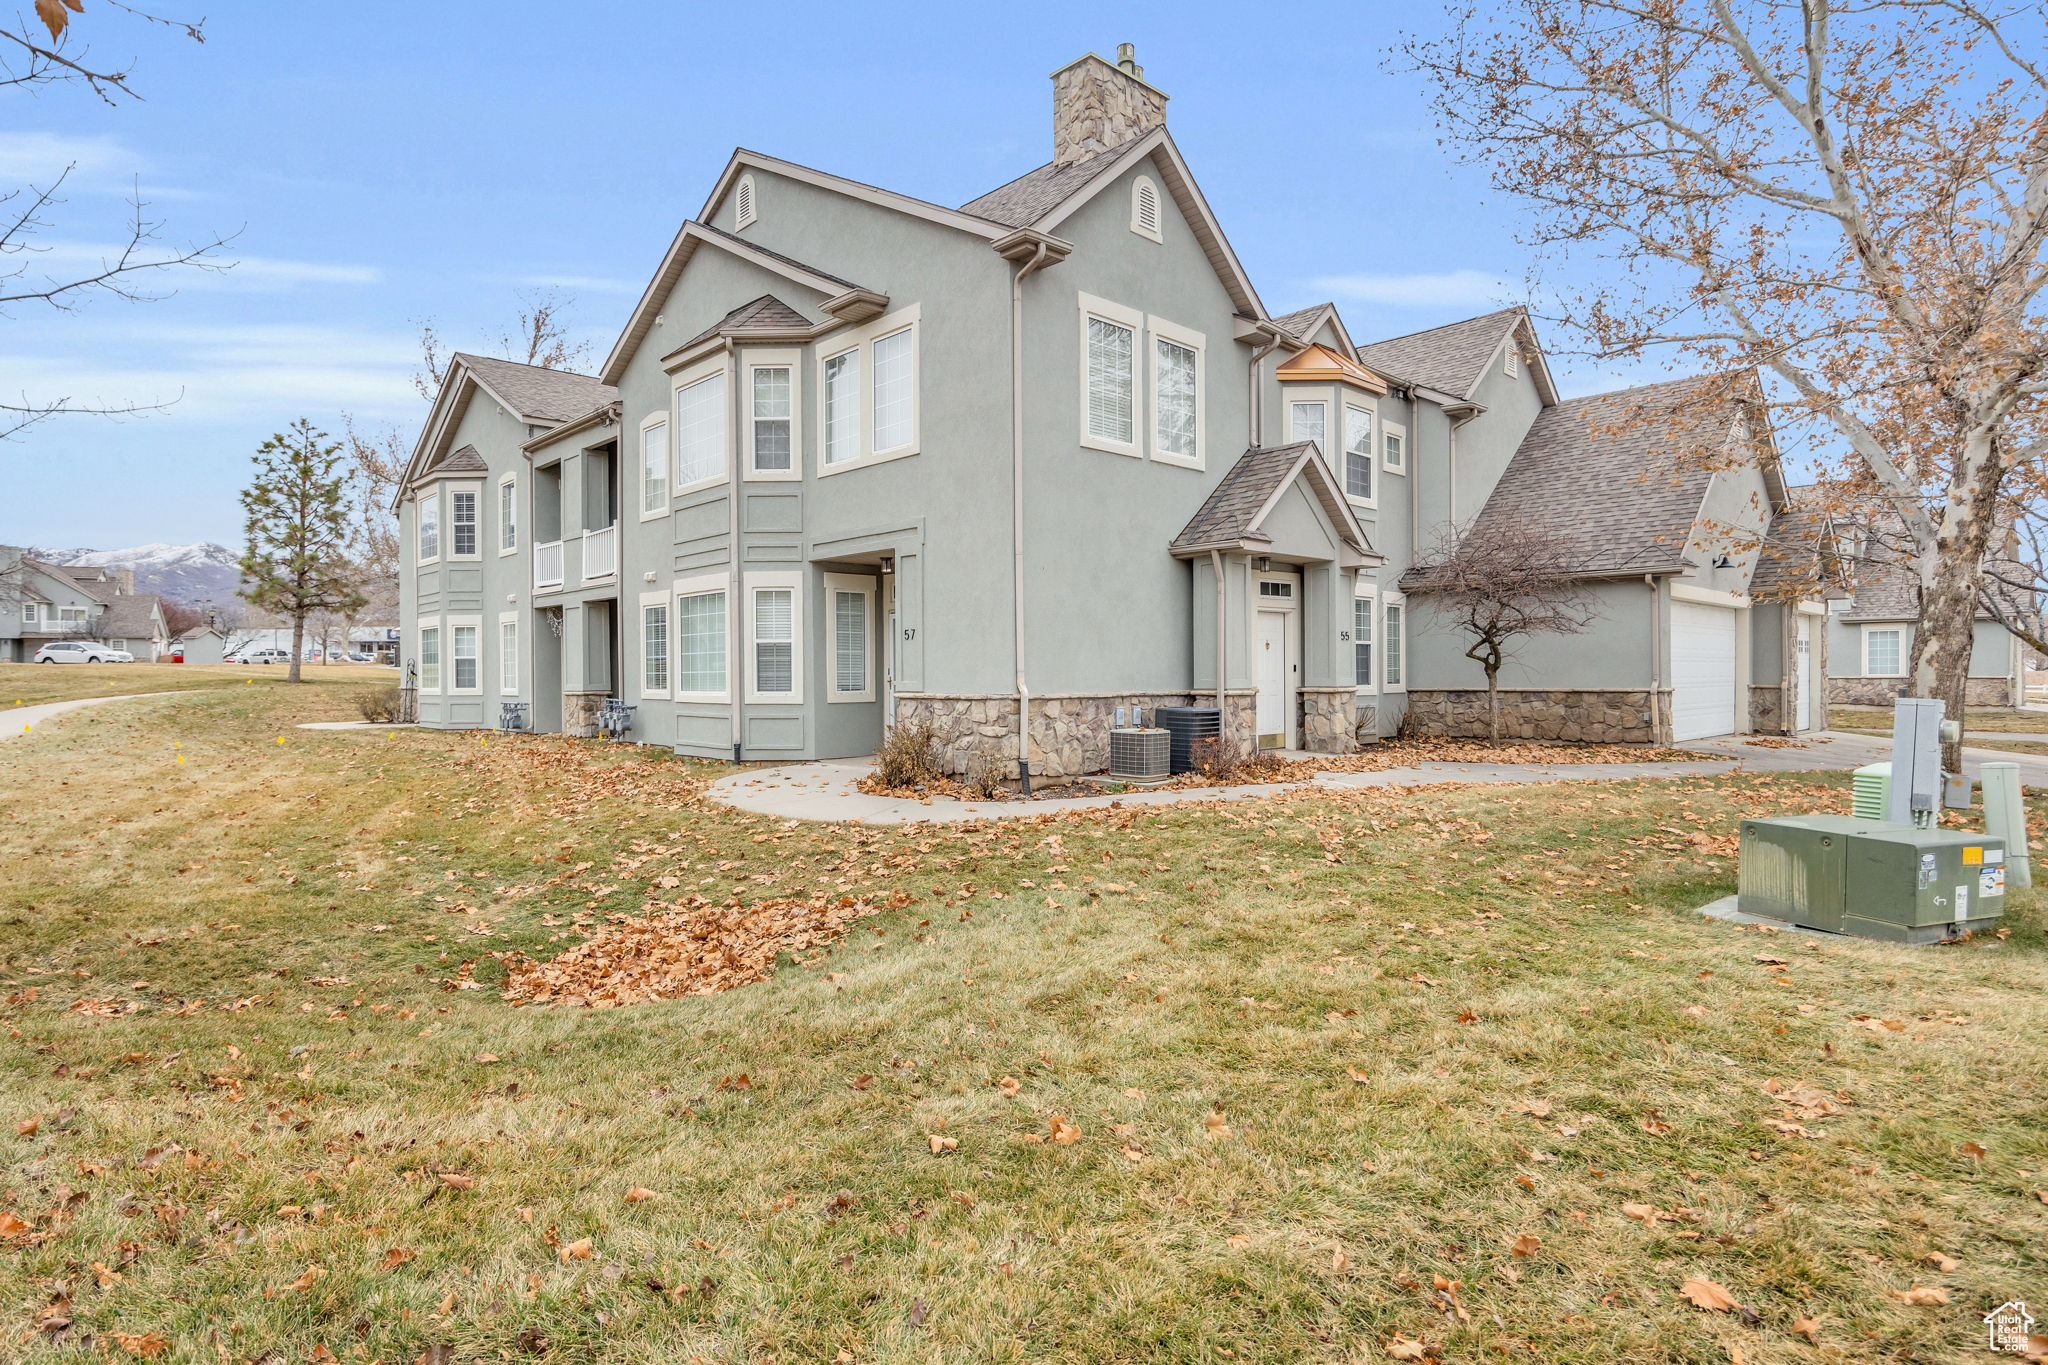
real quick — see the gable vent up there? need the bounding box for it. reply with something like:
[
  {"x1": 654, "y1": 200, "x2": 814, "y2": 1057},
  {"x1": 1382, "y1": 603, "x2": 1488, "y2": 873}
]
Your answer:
[
  {"x1": 735, "y1": 174, "x2": 757, "y2": 230},
  {"x1": 1131, "y1": 174, "x2": 1162, "y2": 243}
]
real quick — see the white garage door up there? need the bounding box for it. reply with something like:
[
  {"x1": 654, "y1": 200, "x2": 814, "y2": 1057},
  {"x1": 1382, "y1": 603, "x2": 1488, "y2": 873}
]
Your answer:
[{"x1": 1670, "y1": 601, "x2": 1738, "y2": 741}]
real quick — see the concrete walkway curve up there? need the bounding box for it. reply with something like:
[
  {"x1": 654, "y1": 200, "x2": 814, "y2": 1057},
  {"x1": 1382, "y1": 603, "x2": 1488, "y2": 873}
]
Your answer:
[{"x1": 3, "y1": 691, "x2": 182, "y2": 741}]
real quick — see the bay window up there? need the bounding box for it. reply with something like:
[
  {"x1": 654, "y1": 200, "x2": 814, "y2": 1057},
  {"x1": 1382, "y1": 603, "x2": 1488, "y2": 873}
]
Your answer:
[
  {"x1": 419, "y1": 625, "x2": 441, "y2": 691},
  {"x1": 823, "y1": 348, "x2": 859, "y2": 466},
  {"x1": 1344, "y1": 405, "x2": 1374, "y2": 503},
  {"x1": 871, "y1": 329, "x2": 914, "y2": 453},
  {"x1": 417, "y1": 494, "x2": 439, "y2": 562},
  {"x1": 674, "y1": 369, "x2": 726, "y2": 488},
  {"x1": 750, "y1": 365, "x2": 794, "y2": 474},
  {"x1": 451, "y1": 489, "x2": 479, "y2": 558},
  {"x1": 1288, "y1": 400, "x2": 1328, "y2": 454}
]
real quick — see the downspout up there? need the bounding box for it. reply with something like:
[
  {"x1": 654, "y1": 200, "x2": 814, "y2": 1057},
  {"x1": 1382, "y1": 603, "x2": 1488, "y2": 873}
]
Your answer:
[
  {"x1": 724, "y1": 340, "x2": 742, "y2": 764},
  {"x1": 1646, "y1": 574, "x2": 1663, "y2": 742},
  {"x1": 1210, "y1": 549, "x2": 1228, "y2": 711},
  {"x1": 1247, "y1": 327, "x2": 1283, "y2": 448},
  {"x1": 1010, "y1": 240, "x2": 1055, "y2": 795}
]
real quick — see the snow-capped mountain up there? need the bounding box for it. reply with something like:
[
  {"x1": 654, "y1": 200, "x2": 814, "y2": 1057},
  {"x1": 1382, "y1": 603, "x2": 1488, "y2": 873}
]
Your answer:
[{"x1": 34, "y1": 542, "x2": 243, "y2": 605}]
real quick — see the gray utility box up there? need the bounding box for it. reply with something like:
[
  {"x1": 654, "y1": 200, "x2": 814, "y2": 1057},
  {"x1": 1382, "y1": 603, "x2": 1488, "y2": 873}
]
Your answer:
[{"x1": 1738, "y1": 814, "x2": 2006, "y2": 944}]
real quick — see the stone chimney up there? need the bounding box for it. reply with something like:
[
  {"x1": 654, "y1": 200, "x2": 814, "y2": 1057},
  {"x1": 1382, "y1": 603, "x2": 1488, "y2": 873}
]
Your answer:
[
  {"x1": 115, "y1": 568, "x2": 135, "y2": 596},
  {"x1": 1051, "y1": 43, "x2": 1167, "y2": 167}
]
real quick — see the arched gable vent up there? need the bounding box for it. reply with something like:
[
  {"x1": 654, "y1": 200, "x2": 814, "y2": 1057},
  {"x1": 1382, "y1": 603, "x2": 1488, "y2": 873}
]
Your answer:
[
  {"x1": 735, "y1": 174, "x2": 757, "y2": 230},
  {"x1": 1130, "y1": 175, "x2": 1162, "y2": 243}
]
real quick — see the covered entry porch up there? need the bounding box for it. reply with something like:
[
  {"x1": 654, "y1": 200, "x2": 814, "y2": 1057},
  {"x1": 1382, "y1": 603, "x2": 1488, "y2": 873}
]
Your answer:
[{"x1": 1171, "y1": 442, "x2": 1382, "y2": 755}]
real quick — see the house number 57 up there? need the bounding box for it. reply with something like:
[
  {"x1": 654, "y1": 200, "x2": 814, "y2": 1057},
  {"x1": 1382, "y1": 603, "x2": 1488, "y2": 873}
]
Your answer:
[{"x1": 901, "y1": 627, "x2": 916, "y2": 640}]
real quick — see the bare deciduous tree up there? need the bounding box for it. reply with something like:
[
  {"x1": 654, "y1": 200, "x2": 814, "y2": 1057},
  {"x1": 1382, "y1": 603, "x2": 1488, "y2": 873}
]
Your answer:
[
  {"x1": 1405, "y1": 0, "x2": 2048, "y2": 762},
  {"x1": 2, "y1": 1, "x2": 226, "y2": 443},
  {"x1": 1407, "y1": 520, "x2": 1602, "y2": 742}
]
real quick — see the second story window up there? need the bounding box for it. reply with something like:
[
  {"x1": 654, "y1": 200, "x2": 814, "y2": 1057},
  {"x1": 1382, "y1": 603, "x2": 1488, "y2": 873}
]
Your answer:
[
  {"x1": 1382, "y1": 423, "x2": 1407, "y2": 475},
  {"x1": 871, "y1": 330, "x2": 914, "y2": 453},
  {"x1": 751, "y1": 365, "x2": 794, "y2": 473},
  {"x1": 1288, "y1": 400, "x2": 1327, "y2": 454},
  {"x1": 499, "y1": 477, "x2": 518, "y2": 552},
  {"x1": 1154, "y1": 336, "x2": 1197, "y2": 465},
  {"x1": 823, "y1": 349, "x2": 859, "y2": 466},
  {"x1": 640, "y1": 419, "x2": 668, "y2": 514},
  {"x1": 675, "y1": 370, "x2": 727, "y2": 489},
  {"x1": 1344, "y1": 405, "x2": 1374, "y2": 503},
  {"x1": 418, "y1": 494, "x2": 440, "y2": 561},
  {"x1": 1353, "y1": 595, "x2": 1374, "y2": 686},
  {"x1": 451, "y1": 490, "x2": 479, "y2": 557},
  {"x1": 1087, "y1": 314, "x2": 1136, "y2": 447}
]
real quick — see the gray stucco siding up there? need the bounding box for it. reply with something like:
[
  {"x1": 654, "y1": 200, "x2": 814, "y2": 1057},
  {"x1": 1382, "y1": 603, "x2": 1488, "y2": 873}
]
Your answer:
[{"x1": 1408, "y1": 577, "x2": 1657, "y2": 691}]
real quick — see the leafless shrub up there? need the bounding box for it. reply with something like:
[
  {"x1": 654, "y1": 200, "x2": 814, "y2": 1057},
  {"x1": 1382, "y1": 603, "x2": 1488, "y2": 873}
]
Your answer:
[
  {"x1": 876, "y1": 721, "x2": 945, "y2": 789},
  {"x1": 356, "y1": 687, "x2": 403, "y2": 723}
]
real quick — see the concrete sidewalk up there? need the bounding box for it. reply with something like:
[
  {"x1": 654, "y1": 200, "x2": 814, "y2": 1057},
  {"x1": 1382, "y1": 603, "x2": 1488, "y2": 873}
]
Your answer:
[
  {"x1": 706, "y1": 728, "x2": 2048, "y2": 826},
  {"x1": 3, "y1": 691, "x2": 181, "y2": 741}
]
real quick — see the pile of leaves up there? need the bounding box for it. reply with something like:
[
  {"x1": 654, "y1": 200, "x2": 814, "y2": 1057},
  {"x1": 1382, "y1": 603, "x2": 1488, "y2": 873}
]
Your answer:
[{"x1": 498, "y1": 890, "x2": 908, "y2": 1007}]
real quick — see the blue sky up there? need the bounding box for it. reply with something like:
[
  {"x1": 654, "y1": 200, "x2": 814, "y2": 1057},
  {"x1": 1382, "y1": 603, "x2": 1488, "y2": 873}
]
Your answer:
[{"x1": 2, "y1": 0, "x2": 1581, "y2": 549}]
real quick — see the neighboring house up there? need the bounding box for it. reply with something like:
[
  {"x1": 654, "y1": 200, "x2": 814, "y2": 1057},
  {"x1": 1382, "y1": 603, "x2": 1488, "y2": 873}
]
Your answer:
[
  {"x1": 0, "y1": 551, "x2": 170, "y2": 661},
  {"x1": 397, "y1": 44, "x2": 1823, "y2": 774},
  {"x1": 1822, "y1": 508, "x2": 2028, "y2": 706}
]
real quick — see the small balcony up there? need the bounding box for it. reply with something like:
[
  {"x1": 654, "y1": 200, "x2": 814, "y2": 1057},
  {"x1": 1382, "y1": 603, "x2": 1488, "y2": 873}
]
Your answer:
[
  {"x1": 533, "y1": 539, "x2": 565, "y2": 592},
  {"x1": 582, "y1": 524, "x2": 617, "y2": 582}
]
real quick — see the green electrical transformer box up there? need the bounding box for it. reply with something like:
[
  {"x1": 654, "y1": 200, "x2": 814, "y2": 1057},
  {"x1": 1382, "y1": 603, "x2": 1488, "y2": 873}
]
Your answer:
[{"x1": 1737, "y1": 814, "x2": 2006, "y2": 944}]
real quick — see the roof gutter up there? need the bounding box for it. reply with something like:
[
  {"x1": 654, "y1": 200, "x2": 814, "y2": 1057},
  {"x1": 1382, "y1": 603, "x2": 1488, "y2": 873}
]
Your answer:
[{"x1": 995, "y1": 228, "x2": 1072, "y2": 795}]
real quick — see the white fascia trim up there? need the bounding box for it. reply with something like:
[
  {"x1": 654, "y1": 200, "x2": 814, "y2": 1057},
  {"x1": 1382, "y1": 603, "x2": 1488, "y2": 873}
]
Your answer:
[
  {"x1": 1380, "y1": 418, "x2": 1408, "y2": 476},
  {"x1": 671, "y1": 354, "x2": 731, "y2": 497},
  {"x1": 698, "y1": 149, "x2": 1006, "y2": 246},
  {"x1": 1670, "y1": 582, "x2": 1751, "y2": 609},
  {"x1": 637, "y1": 588, "x2": 672, "y2": 699},
  {"x1": 1079, "y1": 292, "x2": 1145, "y2": 459},
  {"x1": 1033, "y1": 130, "x2": 1266, "y2": 320},
  {"x1": 816, "y1": 303, "x2": 922, "y2": 476},
  {"x1": 1147, "y1": 313, "x2": 1205, "y2": 471},
  {"x1": 743, "y1": 569, "x2": 804, "y2": 706},
  {"x1": 743, "y1": 346, "x2": 803, "y2": 482},
  {"x1": 1340, "y1": 398, "x2": 1379, "y2": 512},
  {"x1": 638, "y1": 411, "x2": 671, "y2": 522},
  {"x1": 445, "y1": 614, "x2": 484, "y2": 695},
  {"x1": 822, "y1": 571, "x2": 877, "y2": 703},
  {"x1": 673, "y1": 571, "x2": 733, "y2": 703}
]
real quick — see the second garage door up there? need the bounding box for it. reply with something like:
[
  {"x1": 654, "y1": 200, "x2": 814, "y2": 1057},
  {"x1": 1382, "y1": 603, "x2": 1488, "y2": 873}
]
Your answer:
[{"x1": 1670, "y1": 600, "x2": 1738, "y2": 741}]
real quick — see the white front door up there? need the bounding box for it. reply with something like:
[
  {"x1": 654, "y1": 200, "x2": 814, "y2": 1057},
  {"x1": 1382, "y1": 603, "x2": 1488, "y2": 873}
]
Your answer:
[
  {"x1": 1256, "y1": 610, "x2": 1289, "y2": 748},
  {"x1": 1670, "y1": 600, "x2": 1739, "y2": 741},
  {"x1": 1794, "y1": 615, "x2": 1812, "y2": 731}
]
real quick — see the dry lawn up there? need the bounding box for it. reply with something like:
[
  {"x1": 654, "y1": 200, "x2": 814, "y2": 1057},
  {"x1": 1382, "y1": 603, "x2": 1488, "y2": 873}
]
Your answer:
[
  {"x1": 1, "y1": 683, "x2": 2044, "y2": 1364},
  {"x1": 0, "y1": 662, "x2": 393, "y2": 709}
]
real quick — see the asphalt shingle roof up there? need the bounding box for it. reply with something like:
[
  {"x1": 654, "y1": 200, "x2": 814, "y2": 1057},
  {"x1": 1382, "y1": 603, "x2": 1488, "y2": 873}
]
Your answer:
[
  {"x1": 959, "y1": 139, "x2": 1143, "y2": 228},
  {"x1": 1271, "y1": 304, "x2": 1334, "y2": 342},
  {"x1": 1423, "y1": 373, "x2": 1738, "y2": 577},
  {"x1": 457, "y1": 354, "x2": 618, "y2": 426},
  {"x1": 1169, "y1": 442, "x2": 1375, "y2": 559},
  {"x1": 24, "y1": 558, "x2": 112, "y2": 604},
  {"x1": 692, "y1": 221, "x2": 860, "y2": 291},
  {"x1": 677, "y1": 295, "x2": 814, "y2": 351},
  {"x1": 1357, "y1": 308, "x2": 1523, "y2": 401},
  {"x1": 1749, "y1": 502, "x2": 1838, "y2": 600},
  {"x1": 96, "y1": 594, "x2": 162, "y2": 641},
  {"x1": 433, "y1": 445, "x2": 490, "y2": 473}
]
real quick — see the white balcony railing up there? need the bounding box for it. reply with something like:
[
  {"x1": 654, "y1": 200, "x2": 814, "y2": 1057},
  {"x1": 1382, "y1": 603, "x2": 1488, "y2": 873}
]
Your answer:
[
  {"x1": 582, "y1": 523, "x2": 617, "y2": 582},
  {"x1": 533, "y1": 539, "x2": 565, "y2": 592}
]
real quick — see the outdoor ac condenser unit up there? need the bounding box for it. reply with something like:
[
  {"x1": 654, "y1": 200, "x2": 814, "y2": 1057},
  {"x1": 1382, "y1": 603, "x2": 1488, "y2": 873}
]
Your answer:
[
  {"x1": 1737, "y1": 814, "x2": 2006, "y2": 944},
  {"x1": 1108, "y1": 727, "x2": 1171, "y2": 785}
]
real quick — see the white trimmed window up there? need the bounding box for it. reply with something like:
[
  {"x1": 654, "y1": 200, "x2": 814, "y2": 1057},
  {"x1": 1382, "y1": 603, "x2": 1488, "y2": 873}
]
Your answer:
[
  {"x1": 746, "y1": 355, "x2": 799, "y2": 479},
  {"x1": 1344, "y1": 405, "x2": 1375, "y2": 504},
  {"x1": 1150, "y1": 316, "x2": 1204, "y2": 470},
  {"x1": 824, "y1": 573, "x2": 875, "y2": 702},
  {"x1": 745, "y1": 571, "x2": 802, "y2": 703},
  {"x1": 417, "y1": 493, "x2": 440, "y2": 563},
  {"x1": 823, "y1": 347, "x2": 860, "y2": 466},
  {"x1": 815, "y1": 305, "x2": 920, "y2": 474},
  {"x1": 1288, "y1": 399, "x2": 1328, "y2": 454},
  {"x1": 1383, "y1": 594, "x2": 1406, "y2": 690},
  {"x1": 419, "y1": 625, "x2": 442, "y2": 691},
  {"x1": 449, "y1": 619, "x2": 480, "y2": 694},
  {"x1": 498, "y1": 614, "x2": 519, "y2": 695},
  {"x1": 1382, "y1": 421, "x2": 1407, "y2": 475},
  {"x1": 674, "y1": 368, "x2": 727, "y2": 490},
  {"x1": 675, "y1": 576, "x2": 729, "y2": 701},
  {"x1": 21, "y1": 603, "x2": 36, "y2": 626},
  {"x1": 640, "y1": 418, "x2": 669, "y2": 515},
  {"x1": 498, "y1": 475, "x2": 518, "y2": 552},
  {"x1": 1352, "y1": 590, "x2": 1376, "y2": 687},
  {"x1": 871, "y1": 328, "x2": 914, "y2": 454},
  {"x1": 1130, "y1": 174, "x2": 1163, "y2": 243},
  {"x1": 1082, "y1": 297, "x2": 1140, "y2": 455},
  {"x1": 642, "y1": 598, "x2": 670, "y2": 696},
  {"x1": 450, "y1": 489, "x2": 479, "y2": 559},
  {"x1": 1864, "y1": 626, "x2": 1904, "y2": 676}
]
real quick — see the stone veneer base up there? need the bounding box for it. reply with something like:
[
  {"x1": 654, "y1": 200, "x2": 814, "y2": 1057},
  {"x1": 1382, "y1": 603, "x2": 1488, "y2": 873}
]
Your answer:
[
  {"x1": 1828, "y1": 677, "x2": 2014, "y2": 708},
  {"x1": 1402, "y1": 688, "x2": 1671, "y2": 745},
  {"x1": 897, "y1": 691, "x2": 1260, "y2": 779}
]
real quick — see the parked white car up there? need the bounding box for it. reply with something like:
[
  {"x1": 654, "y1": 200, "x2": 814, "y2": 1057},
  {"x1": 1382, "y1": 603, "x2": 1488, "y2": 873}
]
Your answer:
[
  {"x1": 229, "y1": 647, "x2": 291, "y2": 665},
  {"x1": 33, "y1": 641, "x2": 132, "y2": 664}
]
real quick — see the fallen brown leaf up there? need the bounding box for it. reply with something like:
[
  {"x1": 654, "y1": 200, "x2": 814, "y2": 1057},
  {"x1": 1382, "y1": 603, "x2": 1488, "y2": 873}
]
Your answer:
[
  {"x1": 1887, "y1": 1284, "x2": 1949, "y2": 1306},
  {"x1": 285, "y1": 1266, "x2": 324, "y2": 1293},
  {"x1": 1679, "y1": 1277, "x2": 1740, "y2": 1312},
  {"x1": 559, "y1": 1238, "x2": 594, "y2": 1262}
]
